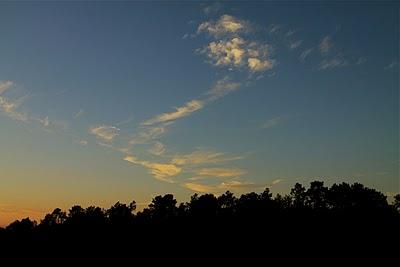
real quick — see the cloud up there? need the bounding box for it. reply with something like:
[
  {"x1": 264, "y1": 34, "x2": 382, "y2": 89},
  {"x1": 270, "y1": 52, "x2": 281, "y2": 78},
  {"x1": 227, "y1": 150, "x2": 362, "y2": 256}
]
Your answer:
[
  {"x1": 182, "y1": 33, "x2": 189, "y2": 40},
  {"x1": 184, "y1": 182, "x2": 217, "y2": 193},
  {"x1": 286, "y1": 30, "x2": 296, "y2": 37},
  {"x1": 206, "y1": 76, "x2": 241, "y2": 100},
  {"x1": 289, "y1": 40, "x2": 303, "y2": 50},
  {"x1": 299, "y1": 48, "x2": 313, "y2": 61},
  {"x1": 124, "y1": 155, "x2": 181, "y2": 182},
  {"x1": 197, "y1": 14, "x2": 249, "y2": 37},
  {"x1": 271, "y1": 179, "x2": 283, "y2": 185},
  {"x1": 319, "y1": 57, "x2": 348, "y2": 70},
  {"x1": 184, "y1": 180, "x2": 262, "y2": 193},
  {"x1": 196, "y1": 167, "x2": 246, "y2": 178},
  {"x1": 268, "y1": 24, "x2": 282, "y2": 35},
  {"x1": 78, "y1": 140, "x2": 88, "y2": 146},
  {"x1": 74, "y1": 109, "x2": 84, "y2": 119},
  {"x1": 129, "y1": 124, "x2": 168, "y2": 145},
  {"x1": 89, "y1": 125, "x2": 120, "y2": 141},
  {"x1": 218, "y1": 180, "x2": 260, "y2": 191},
  {"x1": 0, "y1": 95, "x2": 28, "y2": 122},
  {"x1": 38, "y1": 116, "x2": 50, "y2": 127},
  {"x1": 200, "y1": 37, "x2": 274, "y2": 72},
  {"x1": 203, "y1": 2, "x2": 223, "y2": 15},
  {"x1": 356, "y1": 57, "x2": 366, "y2": 65},
  {"x1": 0, "y1": 80, "x2": 13, "y2": 95},
  {"x1": 142, "y1": 100, "x2": 204, "y2": 126},
  {"x1": 384, "y1": 61, "x2": 398, "y2": 70},
  {"x1": 148, "y1": 141, "x2": 166, "y2": 156},
  {"x1": 262, "y1": 116, "x2": 283, "y2": 129},
  {"x1": 319, "y1": 36, "x2": 332, "y2": 54},
  {"x1": 171, "y1": 150, "x2": 242, "y2": 166},
  {"x1": 197, "y1": 15, "x2": 274, "y2": 73}
]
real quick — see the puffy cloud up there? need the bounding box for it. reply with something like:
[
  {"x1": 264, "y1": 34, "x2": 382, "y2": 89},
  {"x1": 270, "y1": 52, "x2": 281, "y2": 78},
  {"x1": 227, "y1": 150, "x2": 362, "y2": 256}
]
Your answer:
[
  {"x1": 319, "y1": 36, "x2": 332, "y2": 54},
  {"x1": 89, "y1": 125, "x2": 120, "y2": 141},
  {"x1": 142, "y1": 100, "x2": 204, "y2": 126},
  {"x1": 124, "y1": 155, "x2": 181, "y2": 182},
  {"x1": 197, "y1": 167, "x2": 246, "y2": 178},
  {"x1": 201, "y1": 37, "x2": 274, "y2": 72},
  {"x1": 148, "y1": 141, "x2": 166, "y2": 156},
  {"x1": 197, "y1": 14, "x2": 249, "y2": 37}
]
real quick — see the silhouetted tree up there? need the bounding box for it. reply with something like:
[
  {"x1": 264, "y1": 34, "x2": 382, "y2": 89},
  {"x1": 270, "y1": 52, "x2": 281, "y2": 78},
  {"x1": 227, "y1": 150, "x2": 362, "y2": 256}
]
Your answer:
[
  {"x1": 106, "y1": 201, "x2": 136, "y2": 225},
  {"x1": 41, "y1": 208, "x2": 67, "y2": 227},
  {"x1": 147, "y1": 194, "x2": 177, "y2": 221}
]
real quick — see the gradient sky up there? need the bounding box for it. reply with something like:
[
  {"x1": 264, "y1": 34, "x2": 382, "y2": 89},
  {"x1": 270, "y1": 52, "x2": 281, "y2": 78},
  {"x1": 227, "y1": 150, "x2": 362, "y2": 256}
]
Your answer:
[{"x1": 0, "y1": 1, "x2": 398, "y2": 226}]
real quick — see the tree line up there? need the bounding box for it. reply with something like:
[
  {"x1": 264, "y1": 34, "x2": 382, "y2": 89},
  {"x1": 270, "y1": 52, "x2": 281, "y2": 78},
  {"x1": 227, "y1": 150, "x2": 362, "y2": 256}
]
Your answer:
[{"x1": 1, "y1": 181, "x2": 399, "y2": 250}]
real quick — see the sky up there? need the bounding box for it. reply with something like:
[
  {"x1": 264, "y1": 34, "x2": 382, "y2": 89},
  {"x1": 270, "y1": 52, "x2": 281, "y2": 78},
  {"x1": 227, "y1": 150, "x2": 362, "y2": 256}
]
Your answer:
[{"x1": 0, "y1": 1, "x2": 398, "y2": 226}]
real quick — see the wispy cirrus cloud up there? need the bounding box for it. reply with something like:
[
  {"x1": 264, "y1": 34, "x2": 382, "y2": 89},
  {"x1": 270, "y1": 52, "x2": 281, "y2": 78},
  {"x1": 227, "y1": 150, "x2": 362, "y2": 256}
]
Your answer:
[
  {"x1": 384, "y1": 61, "x2": 397, "y2": 70},
  {"x1": 289, "y1": 40, "x2": 303, "y2": 50},
  {"x1": 141, "y1": 100, "x2": 204, "y2": 126},
  {"x1": 299, "y1": 48, "x2": 313, "y2": 61},
  {"x1": 124, "y1": 155, "x2": 181, "y2": 182},
  {"x1": 196, "y1": 167, "x2": 246, "y2": 178},
  {"x1": 171, "y1": 149, "x2": 243, "y2": 166},
  {"x1": 0, "y1": 80, "x2": 28, "y2": 122},
  {"x1": 148, "y1": 141, "x2": 166, "y2": 156},
  {"x1": 89, "y1": 125, "x2": 120, "y2": 141},
  {"x1": 319, "y1": 57, "x2": 348, "y2": 70},
  {"x1": 319, "y1": 36, "x2": 332, "y2": 54},
  {"x1": 262, "y1": 116, "x2": 284, "y2": 129},
  {"x1": 206, "y1": 76, "x2": 241, "y2": 101}
]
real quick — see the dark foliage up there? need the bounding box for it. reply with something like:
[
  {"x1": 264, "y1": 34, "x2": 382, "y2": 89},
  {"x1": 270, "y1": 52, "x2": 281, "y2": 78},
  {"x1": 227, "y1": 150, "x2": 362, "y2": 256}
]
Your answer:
[{"x1": 0, "y1": 181, "x2": 399, "y2": 258}]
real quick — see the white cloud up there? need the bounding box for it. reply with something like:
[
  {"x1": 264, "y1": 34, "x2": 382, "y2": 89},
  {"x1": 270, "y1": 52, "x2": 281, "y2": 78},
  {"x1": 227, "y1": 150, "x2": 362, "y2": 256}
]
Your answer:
[
  {"x1": 299, "y1": 48, "x2": 313, "y2": 61},
  {"x1": 89, "y1": 125, "x2": 120, "y2": 141},
  {"x1": 124, "y1": 155, "x2": 181, "y2": 182},
  {"x1": 319, "y1": 36, "x2": 332, "y2": 54},
  {"x1": 148, "y1": 141, "x2": 166, "y2": 156},
  {"x1": 142, "y1": 100, "x2": 204, "y2": 126}
]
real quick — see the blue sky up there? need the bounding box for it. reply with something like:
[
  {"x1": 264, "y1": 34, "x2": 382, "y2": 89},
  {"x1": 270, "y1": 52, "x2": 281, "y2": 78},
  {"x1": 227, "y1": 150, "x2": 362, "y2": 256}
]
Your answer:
[{"x1": 0, "y1": 1, "x2": 398, "y2": 225}]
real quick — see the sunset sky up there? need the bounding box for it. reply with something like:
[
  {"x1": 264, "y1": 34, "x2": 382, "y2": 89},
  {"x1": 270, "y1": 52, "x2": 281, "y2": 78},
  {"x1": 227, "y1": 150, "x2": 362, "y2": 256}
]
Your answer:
[{"x1": 0, "y1": 1, "x2": 398, "y2": 226}]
